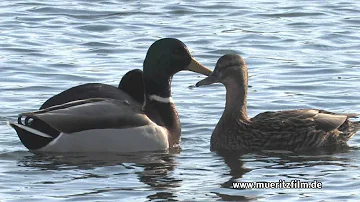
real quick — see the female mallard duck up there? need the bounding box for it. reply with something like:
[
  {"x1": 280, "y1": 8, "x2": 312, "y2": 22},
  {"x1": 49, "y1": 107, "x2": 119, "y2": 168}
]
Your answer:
[
  {"x1": 9, "y1": 38, "x2": 212, "y2": 153},
  {"x1": 196, "y1": 54, "x2": 360, "y2": 151}
]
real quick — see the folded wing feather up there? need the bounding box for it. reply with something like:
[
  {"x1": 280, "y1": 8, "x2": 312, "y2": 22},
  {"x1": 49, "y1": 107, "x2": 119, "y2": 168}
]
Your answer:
[{"x1": 19, "y1": 98, "x2": 149, "y2": 134}]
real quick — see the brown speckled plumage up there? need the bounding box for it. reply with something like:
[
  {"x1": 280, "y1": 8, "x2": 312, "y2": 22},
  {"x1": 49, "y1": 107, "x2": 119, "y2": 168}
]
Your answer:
[{"x1": 197, "y1": 54, "x2": 360, "y2": 152}]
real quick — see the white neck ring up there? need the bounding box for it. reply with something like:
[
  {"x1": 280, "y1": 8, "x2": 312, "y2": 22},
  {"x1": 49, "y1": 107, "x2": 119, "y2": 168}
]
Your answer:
[{"x1": 148, "y1": 95, "x2": 174, "y2": 103}]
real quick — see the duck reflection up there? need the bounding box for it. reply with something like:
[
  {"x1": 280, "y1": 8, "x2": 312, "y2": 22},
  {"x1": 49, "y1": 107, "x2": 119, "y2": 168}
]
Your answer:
[
  {"x1": 257, "y1": 146, "x2": 355, "y2": 170},
  {"x1": 213, "y1": 147, "x2": 356, "y2": 201},
  {"x1": 137, "y1": 149, "x2": 182, "y2": 201},
  {"x1": 215, "y1": 150, "x2": 251, "y2": 188},
  {"x1": 14, "y1": 148, "x2": 181, "y2": 201},
  {"x1": 216, "y1": 145, "x2": 354, "y2": 182},
  {"x1": 212, "y1": 150, "x2": 254, "y2": 201}
]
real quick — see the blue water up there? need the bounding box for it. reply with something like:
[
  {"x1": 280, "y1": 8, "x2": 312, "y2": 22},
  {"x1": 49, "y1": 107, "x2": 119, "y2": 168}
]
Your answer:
[{"x1": 1, "y1": 0, "x2": 360, "y2": 201}]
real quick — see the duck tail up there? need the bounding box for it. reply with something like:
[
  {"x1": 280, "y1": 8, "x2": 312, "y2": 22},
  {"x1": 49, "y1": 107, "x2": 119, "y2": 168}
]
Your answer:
[
  {"x1": 339, "y1": 120, "x2": 360, "y2": 140},
  {"x1": 350, "y1": 121, "x2": 360, "y2": 136},
  {"x1": 7, "y1": 114, "x2": 59, "y2": 150}
]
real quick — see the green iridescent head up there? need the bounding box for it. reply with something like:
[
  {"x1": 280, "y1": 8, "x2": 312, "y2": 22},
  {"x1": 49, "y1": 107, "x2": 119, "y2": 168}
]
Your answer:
[{"x1": 143, "y1": 38, "x2": 211, "y2": 81}]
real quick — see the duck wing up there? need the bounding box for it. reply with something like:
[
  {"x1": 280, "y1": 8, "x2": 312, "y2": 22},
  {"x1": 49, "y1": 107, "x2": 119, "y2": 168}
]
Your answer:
[
  {"x1": 40, "y1": 84, "x2": 134, "y2": 109},
  {"x1": 40, "y1": 69, "x2": 144, "y2": 109},
  {"x1": 251, "y1": 109, "x2": 350, "y2": 132},
  {"x1": 20, "y1": 98, "x2": 148, "y2": 134},
  {"x1": 250, "y1": 109, "x2": 358, "y2": 150}
]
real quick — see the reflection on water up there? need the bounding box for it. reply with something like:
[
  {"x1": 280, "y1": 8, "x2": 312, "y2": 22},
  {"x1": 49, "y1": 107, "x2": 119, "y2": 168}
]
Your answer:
[
  {"x1": 1, "y1": 138, "x2": 360, "y2": 201},
  {"x1": 209, "y1": 147, "x2": 360, "y2": 201},
  {"x1": 216, "y1": 151, "x2": 251, "y2": 188},
  {"x1": 3, "y1": 149, "x2": 181, "y2": 200}
]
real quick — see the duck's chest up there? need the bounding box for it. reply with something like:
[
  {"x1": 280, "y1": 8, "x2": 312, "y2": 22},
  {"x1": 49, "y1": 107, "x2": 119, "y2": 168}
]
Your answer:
[{"x1": 210, "y1": 119, "x2": 257, "y2": 150}]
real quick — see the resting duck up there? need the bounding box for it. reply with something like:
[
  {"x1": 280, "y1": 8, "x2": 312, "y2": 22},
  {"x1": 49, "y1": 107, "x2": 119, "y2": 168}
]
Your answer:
[
  {"x1": 196, "y1": 54, "x2": 360, "y2": 151},
  {"x1": 40, "y1": 69, "x2": 144, "y2": 109},
  {"x1": 9, "y1": 38, "x2": 212, "y2": 153}
]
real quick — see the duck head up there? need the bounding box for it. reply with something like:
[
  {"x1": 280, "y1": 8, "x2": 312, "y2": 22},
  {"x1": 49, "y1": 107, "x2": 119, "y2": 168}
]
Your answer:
[
  {"x1": 144, "y1": 38, "x2": 212, "y2": 78},
  {"x1": 118, "y1": 69, "x2": 144, "y2": 104},
  {"x1": 143, "y1": 38, "x2": 212, "y2": 97},
  {"x1": 196, "y1": 54, "x2": 249, "y2": 120},
  {"x1": 196, "y1": 54, "x2": 248, "y2": 88}
]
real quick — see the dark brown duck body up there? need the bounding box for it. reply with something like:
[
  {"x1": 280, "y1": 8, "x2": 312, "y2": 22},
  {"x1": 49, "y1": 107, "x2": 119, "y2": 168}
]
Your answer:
[{"x1": 197, "y1": 54, "x2": 360, "y2": 152}]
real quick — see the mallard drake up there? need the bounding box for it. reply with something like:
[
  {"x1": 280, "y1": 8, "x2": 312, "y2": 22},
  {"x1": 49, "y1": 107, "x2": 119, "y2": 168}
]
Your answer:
[
  {"x1": 40, "y1": 69, "x2": 144, "y2": 109},
  {"x1": 9, "y1": 38, "x2": 212, "y2": 153},
  {"x1": 196, "y1": 54, "x2": 360, "y2": 151}
]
